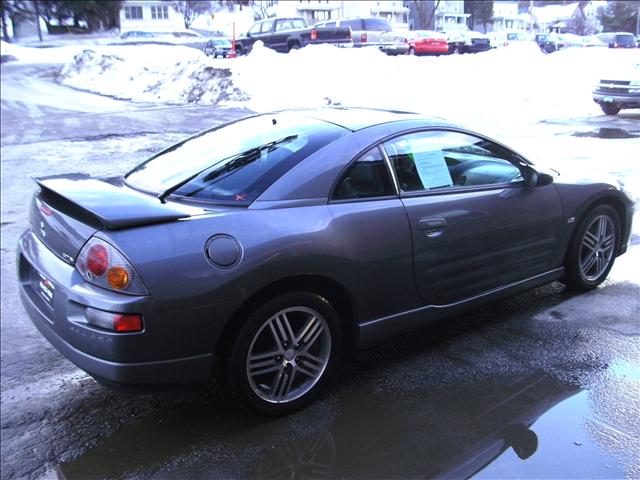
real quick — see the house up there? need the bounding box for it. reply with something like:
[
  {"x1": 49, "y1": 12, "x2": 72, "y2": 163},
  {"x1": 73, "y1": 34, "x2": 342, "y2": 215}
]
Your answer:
[
  {"x1": 270, "y1": 1, "x2": 410, "y2": 30},
  {"x1": 491, "y1": 0, "x2": 531, "y2": 32},
  {"x1": 531, "y1": 2, "x2": 580, "y2": 33},
  {"x1": 119, "y1": 1, "x2": 185, "y2": 32},
  {"x1": 404, "y1": 0, "x2": 469, "y2": 32}
]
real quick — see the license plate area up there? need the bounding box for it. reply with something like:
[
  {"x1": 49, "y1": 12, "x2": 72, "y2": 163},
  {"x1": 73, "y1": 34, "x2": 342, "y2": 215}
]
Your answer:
[{"x1": 35, "y1": 271, "x2": 55, "y2": 309}]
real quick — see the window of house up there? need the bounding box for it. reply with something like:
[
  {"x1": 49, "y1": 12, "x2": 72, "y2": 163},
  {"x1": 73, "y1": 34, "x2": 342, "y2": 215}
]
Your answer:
[
  {"x1": 383, "y1": 131, "x2": 522, "y2": 193},
  {"x1": 151, "y1": 5, "x2": 169, "y2": 20},
  {"x1": 124, "y1": 6, "x2": 143, "y2": 20}
]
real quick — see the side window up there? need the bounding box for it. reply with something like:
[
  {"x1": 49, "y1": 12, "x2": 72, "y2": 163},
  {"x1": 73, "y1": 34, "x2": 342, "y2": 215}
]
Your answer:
[
  {"x1": 261, "y1": 21, "x2": 274, "y2": 34},
  {"x1": 332, "y1": 147, "x2": 395, "y2": 200},
  {"x1": 275, "y1": 20, "x2": 292, "y2": 32},
  {"x1": 383, "y1": 131, "x2": 522, "y2": 193},
  {"x1": 248, "y1": 22, "x2": 262, "y2": 36},
  {"x1": 325, "y1": 21, "x2": 336, "y2": 28}
]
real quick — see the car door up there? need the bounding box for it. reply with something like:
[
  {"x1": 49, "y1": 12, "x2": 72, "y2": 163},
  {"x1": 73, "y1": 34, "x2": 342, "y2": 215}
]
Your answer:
[
  {"x1": 271, "y1": 19, "x2": 292, "y2": 52},
  {"x1": 382, "y1": 129, "x2": 564, "y2": 306}
]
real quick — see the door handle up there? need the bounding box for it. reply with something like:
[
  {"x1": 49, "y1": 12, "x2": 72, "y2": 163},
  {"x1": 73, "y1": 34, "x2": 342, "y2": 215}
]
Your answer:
[{"x1": 418, "y1": 217, "x2": 447, "y2": 237}]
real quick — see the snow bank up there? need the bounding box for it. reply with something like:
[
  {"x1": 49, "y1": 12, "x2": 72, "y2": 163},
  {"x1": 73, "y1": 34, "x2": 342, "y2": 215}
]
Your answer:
[
  {"x1": 1, "y1": 40, "x2": 86, "y2": 64},
  {"x1": 60, "y1": 46, "x2": 247, "y2": 104},
  {"x1": 39, "y1": 40, "x2": 640, "y2": 126}
]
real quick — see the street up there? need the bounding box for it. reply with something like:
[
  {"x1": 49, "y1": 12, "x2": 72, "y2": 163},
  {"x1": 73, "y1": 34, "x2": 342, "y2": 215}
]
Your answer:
[{"x1": 1, "y1": 60, "x2": 639, "y2": 480}]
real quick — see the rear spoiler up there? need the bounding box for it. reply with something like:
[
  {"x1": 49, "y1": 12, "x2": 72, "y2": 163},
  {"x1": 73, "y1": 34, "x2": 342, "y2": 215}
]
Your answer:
[{"x1": 36, "y1": 174, "x2": 191, "y2": 230}]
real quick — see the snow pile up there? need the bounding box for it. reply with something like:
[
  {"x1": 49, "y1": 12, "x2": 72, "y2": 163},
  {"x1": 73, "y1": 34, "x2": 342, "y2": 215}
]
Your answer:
[
  {"x1": 60, "y1": 46, "x2": 247, "y2": 104},
  {"x1": 1, "y1": 40, "x2": 86, "y2": 64},
  {"x1": 42, "y1": 40, "x2": 640, "y2": 125}
]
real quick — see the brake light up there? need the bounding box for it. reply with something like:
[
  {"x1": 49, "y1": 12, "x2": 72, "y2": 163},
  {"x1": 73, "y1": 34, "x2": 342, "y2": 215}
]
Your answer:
[
  {"x1": 77, "y1": 237, "x2": 148, "y2": 295},
  {"x1": 361, "y1": 32, "x2": 367, "y2": 43},
  {"x1": 87, "y1": 244, "x2": 108, "y2": 276},
  {"x1": 85, "y1": 307, "x2": 143, "y2": 332},
  {"x1": 311, "y1": 28, "x2": 318, "y2": 41}
]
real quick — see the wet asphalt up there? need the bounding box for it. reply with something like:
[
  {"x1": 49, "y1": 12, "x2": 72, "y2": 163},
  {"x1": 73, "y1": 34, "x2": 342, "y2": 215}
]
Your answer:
[{"x1": 1, "y1": 62, "x2": 639, "y2": 480}]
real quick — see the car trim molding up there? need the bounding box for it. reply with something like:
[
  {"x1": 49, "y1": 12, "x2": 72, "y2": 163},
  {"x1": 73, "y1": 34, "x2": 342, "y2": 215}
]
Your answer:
[{"x1": 357, "y1": 267, "x2": 565, "y2": 348}]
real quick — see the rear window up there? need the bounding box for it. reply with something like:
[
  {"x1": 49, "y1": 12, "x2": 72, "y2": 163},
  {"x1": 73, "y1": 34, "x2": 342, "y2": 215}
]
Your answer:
[
  {"x1": 363, "y1": 18, "x2": 390, "y2": 31},
  {"x1": 125, "y1": 114, "x2": 348, "y2": 204},
  {"x1": 342, "y1": 19, "x2": 363, "y2": 30}
]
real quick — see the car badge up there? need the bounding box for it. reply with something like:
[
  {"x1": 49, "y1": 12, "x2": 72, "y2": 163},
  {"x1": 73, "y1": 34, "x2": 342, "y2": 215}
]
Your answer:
[{"x1": 40, "y1": 221, "x2": 47, "y2": 238}]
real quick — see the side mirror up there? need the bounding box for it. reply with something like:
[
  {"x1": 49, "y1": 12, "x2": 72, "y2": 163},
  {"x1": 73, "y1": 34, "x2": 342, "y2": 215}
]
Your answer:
[{"x1": 524, "y1": 165, "x2": 554, "y2": 187}]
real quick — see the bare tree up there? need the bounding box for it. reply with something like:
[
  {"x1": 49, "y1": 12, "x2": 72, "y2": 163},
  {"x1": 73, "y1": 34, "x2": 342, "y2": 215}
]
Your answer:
[
  {"x1": 411, "y1": 0, "x2": 441, "y2": 30},
  {"x1": 172, "y1": 0, "x2": 212, "y2": 29}
]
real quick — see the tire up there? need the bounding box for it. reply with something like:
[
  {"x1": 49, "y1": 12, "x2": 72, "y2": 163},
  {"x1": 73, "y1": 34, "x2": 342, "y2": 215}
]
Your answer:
[
  {"x1": 409, "y1": 47, "x2": 416, "y2": 56},
  {"x1": 223, "y1": 292, "x2": 343, "y2": 416},
  {"x1": 565, "y1": 204, "x2": 620, "y2": 291},
  {"x1": 600, "y1": 103, "x2": 621, "y2": 115},
  {"x1": 288, "y1": 42, "x2": 301, "y2": 52}
]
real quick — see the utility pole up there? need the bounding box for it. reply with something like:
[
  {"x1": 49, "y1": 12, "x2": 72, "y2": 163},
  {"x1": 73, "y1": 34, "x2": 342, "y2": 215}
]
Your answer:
[{"x1": 529, "y1": 0, "x2": 534, "y2": 33}]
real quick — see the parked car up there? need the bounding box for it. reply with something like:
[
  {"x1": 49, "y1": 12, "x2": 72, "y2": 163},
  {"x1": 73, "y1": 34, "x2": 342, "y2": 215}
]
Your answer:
[
  {"x1": 235, "y1": 17, "x2": 352, "y2": 55},
  {"x1": 407, "y1": 30, "x2": 449, "y2": 55},
  {"x1": 596, "y1": 32, "x2": 638, "y2": 48},
  {"x1": 315, "y1": 17, "x2": 409, "y2": 55},
  {"x1": 593, "y1": 62, "x2": 640, "y2": 115},
  {"x1": 120, "y1": 30, "x2": 156, "y2": 39},
  {"x1": 535, "y1": 32, "x2": 560, "y2": 53},
  {"x1": 445, "y1": 30, "x2": 491, "y2": 54},
  {"x1": 18, "y1": 108, "x2": 633, "y2": 415},
  {"x1": 203, "y1": 37, "x2": 232, "y2": 58},
  {"x1": 489, "y1": 30, "x2": 531, "y2": 48}
]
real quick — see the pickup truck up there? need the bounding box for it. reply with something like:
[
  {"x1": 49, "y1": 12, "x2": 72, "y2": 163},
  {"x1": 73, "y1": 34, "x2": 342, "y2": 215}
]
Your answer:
[{"x1": 235, "y1": 17, "x2": 352, "y2": 54}]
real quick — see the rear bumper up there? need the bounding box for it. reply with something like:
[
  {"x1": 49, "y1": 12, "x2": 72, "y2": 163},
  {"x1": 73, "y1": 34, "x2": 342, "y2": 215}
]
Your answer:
[{"x1": 18, "y1": 230, "x2": 219, "y2": 387}]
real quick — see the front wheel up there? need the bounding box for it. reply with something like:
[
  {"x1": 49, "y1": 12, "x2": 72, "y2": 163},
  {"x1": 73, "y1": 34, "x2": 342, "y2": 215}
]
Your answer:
[
  {"x1": 409, "y1": 47, "x2": 416, "y2": 56},
  {"x1": 565, "y1": 205, "x2": 620, "y2": 291},
  {"x1": 600, "y1": 103, "x2": 621, "y2": 115},
  {"x1": 223, "y1": 292, "x2": 342, "y2": 415}
]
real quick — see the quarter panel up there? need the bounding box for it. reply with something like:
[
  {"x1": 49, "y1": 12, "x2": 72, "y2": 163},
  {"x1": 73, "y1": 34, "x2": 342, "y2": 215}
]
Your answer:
[{"x1": 105, "y1": 199, "x2": 417, "y2": 326}]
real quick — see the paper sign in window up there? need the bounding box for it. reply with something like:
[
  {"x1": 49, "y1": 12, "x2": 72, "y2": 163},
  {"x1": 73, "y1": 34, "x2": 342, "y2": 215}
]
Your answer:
[{"x1": 413, "y1": 149, "x2": 452, "y2": 190}]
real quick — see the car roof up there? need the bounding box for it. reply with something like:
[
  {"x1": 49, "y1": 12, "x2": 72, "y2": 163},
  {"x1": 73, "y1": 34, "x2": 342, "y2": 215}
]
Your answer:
[{"x1": 283, "y1": 107, "x2": 441, "y2": 131}]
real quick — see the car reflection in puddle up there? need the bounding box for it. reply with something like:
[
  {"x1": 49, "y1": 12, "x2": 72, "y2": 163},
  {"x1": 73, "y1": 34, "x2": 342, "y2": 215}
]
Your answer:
[
  {"x1": 571, "y1": 127, "x2": 640, "y2": 139},
  {"x1": 57, "y1": 372, "x2": 613, "y2": 479}
]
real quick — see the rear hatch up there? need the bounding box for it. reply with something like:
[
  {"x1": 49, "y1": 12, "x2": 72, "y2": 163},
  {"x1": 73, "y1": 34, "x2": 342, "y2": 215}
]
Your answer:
[
  {"x1": 32, "y1": 174, "x2": 193, "y2": 265},
  {"x1": 311, "y1": 25, "x2": 352, "y2": 44}
]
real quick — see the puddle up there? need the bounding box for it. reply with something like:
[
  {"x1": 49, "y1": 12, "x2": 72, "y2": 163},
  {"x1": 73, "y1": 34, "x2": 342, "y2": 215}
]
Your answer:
[
  {"x1": 56, "y1": 371, "x2": 628, "y2": 479},
  {"x1": 570, "y1": 128, "x2": 640, "y2": 139}
]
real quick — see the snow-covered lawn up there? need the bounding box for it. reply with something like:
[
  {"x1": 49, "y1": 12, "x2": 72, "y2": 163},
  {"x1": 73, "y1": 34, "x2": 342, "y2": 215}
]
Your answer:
[{"x1": 4, "y1": 39, "x2": 639, "y2": 130}]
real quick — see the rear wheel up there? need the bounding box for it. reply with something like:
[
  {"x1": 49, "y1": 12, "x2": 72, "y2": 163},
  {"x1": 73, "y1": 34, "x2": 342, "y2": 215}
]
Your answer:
[
  {"x1": 409, "y1": 47, "x2": 416, "y2": 55},
  {"x1": 223, "y1": 292, "x2": 342, "y2": 415},
  {"x1": 565, "y1": 205, "x2": 620, "y2": 291},
  {"x1": 600, "y1": 103, "x2": 621, "y2": 115},
  {"x1": 288, "y1": 42, "x2": 301, "y2": 52}
]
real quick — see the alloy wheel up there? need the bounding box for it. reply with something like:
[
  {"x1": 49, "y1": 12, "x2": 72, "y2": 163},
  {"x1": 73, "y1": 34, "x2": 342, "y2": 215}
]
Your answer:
[
  {"x1": 579, "y1": 214, "x2": 616, "y2": 282},
  {"x1": 246, "y1": 307, "x2": 331, "y2": 404}
]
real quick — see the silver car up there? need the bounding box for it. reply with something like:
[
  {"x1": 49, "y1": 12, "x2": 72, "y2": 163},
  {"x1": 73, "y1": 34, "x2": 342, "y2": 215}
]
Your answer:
[{"x1": 315, "y1": 17, "x2": 409, "y2": 55}]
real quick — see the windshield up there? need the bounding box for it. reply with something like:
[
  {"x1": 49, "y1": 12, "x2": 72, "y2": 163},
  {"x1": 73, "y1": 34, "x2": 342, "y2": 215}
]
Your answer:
[{"x1": 125, "y1": 114, "x2": 347, "y2": 204}]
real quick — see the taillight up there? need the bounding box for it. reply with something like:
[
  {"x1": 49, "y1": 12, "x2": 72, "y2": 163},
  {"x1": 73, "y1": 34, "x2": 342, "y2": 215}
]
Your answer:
[
  {"x1": 77, "y1": 237, "x2": 148, "y2": 295},
  {"x1": 311, "y1": 28, "x2": 318, "y2": 41},
  {"x1": 361, "y1": 32, "x2": 367, "y2": 43},
  {"x1": 85, "y1": 307, "x2": 143, "y2": 332},
  {"x1": 87, "y1": 244, "x2": 108, "y2": 276}
]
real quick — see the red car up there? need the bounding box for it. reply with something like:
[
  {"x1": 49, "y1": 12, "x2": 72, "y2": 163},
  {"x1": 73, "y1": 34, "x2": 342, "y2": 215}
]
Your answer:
[{"x1": 408, "y1": 30, "x2": 449, "y2": 55}]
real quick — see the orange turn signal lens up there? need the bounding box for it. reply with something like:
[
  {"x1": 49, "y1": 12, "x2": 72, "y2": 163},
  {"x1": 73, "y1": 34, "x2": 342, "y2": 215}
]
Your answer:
[{"x1": 107, "y1": 266, "x2": 130, "y2": 290}]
